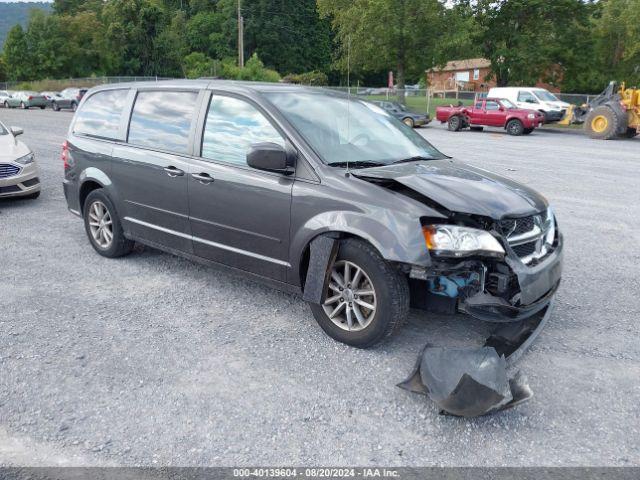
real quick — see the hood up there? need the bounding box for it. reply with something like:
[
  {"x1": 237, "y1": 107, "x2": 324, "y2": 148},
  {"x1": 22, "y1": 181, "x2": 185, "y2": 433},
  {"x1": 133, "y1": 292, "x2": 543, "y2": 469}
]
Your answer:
[
  {"x1": 354, "y1": 160, "x2": 547, "y2": 219},
  {"x1": 0, "y1": 134, "x2": 30, "y2": 162}
]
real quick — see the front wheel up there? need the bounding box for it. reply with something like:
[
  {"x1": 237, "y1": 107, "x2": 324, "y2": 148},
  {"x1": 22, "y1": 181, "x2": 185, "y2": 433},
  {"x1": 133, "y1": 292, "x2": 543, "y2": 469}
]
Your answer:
[
  {"x1": 20, "y1": 102, "x2": 27, "y2": 110},
  {"x1": 71, "y1": 102, "x2": 78, "y2": 112},
  {"x1": 309, "y1": 238, "x2": 409, "y2": 348},
  {"x1": 83, "y1": 189, "x2": 133, "y2": 258},
  {"x1": 506, "y1": 119, "x2": 524, "y2": 136},
  {"x1": 448, "y1": 115, "x2": 462, "y2": 131},
  {"x1": 3, "y1": 101, "x2": 8, "y2": 108},
  {"x1": 403, "y1": 117, "x2": 415, "y2": 128}
]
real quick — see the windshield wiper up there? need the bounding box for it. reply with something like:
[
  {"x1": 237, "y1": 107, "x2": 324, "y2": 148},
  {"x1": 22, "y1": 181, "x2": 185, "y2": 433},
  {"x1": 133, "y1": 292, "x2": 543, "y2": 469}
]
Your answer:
[
  {"x1": 391, "y1": 156, "x2": 434, "y2": 165},
  {"x1": 327, "y1": 160, "x2": 386, "y2": 169}
]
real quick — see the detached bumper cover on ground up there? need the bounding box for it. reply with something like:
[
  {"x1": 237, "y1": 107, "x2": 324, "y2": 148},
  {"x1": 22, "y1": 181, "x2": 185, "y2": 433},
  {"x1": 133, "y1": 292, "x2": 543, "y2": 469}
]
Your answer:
[{"x1": 399, "y1": 303, "x2": 553, "y2": 417}]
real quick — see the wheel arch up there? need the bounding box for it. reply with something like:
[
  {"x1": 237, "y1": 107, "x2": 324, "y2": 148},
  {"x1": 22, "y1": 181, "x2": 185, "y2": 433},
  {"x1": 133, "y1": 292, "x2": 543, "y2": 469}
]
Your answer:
[{"x1": 78, "y1": 167, "x2": 114, "y2": 214}]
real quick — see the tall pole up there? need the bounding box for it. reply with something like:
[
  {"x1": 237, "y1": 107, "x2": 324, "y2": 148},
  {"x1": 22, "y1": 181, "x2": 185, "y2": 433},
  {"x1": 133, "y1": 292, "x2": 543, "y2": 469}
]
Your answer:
[{"x1": 238, "y1": 0, "x2": 244, "y2": 68}]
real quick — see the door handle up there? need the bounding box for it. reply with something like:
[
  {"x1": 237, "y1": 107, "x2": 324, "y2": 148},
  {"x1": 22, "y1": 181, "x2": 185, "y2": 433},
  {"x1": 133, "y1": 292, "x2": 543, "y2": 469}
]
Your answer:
[
  {"x1": 192, "y1": 172, "x2": 214, "y2": 184},
  {"x1": 164, "y1": 166, "x2": 185, "y2": 177}
]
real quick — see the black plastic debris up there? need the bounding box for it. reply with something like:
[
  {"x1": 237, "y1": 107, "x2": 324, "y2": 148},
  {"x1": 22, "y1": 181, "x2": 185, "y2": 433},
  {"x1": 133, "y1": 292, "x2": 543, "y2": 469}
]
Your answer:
[
  {"x1": 398, "y1": 304, "x2": 551, "y2": 417},
  {"x1": 398, "y1": 346, "x2": 532, "y2": 417}
]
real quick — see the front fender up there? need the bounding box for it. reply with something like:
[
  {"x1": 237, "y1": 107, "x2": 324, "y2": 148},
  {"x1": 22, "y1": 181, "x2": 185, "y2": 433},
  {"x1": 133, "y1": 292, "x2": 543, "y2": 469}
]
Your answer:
[{"x1": 290, "y1": 209, "x2": 431, "y2": 286}]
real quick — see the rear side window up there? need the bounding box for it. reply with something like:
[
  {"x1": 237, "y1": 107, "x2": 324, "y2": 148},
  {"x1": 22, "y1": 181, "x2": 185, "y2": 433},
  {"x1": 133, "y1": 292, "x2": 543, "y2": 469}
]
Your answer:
[
  {"x1": 128, "y1": 90, "x2": 198, "y2": 154},
  {"x1": 73, "y1": 89, "x2": 129, "y2": 139}
]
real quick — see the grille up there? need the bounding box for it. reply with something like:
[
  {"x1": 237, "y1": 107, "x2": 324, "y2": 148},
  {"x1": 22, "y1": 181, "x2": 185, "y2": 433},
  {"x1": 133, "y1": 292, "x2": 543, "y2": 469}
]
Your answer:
[
  {"x1": 0, "y1": 185, "x2": 21, "y2": 194},
  {"x1": 500, "y1": 216, "x2": 535, "y2": 236},
  {"x1": 512, "y1": 241, "x2": 537, "y2": 258},
  {"x1": 0, "y1": 163, "x2": 20, "y2": 178}
]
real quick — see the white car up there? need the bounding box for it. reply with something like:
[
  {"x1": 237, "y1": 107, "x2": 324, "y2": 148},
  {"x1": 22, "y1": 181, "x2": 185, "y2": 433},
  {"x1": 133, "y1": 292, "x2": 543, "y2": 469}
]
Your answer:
[
  {"x1": 487, "y1": 87, "x2": 571, "y2": 123},
  {"x1": 0, "y1": 121, "x2": 40, "y2": 199}
]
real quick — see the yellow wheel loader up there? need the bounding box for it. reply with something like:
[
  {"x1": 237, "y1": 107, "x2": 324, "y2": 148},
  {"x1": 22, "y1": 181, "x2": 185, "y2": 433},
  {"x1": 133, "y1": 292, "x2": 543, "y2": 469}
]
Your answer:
[{"x1": 560, "y1": 81, "x2": 640, "y2": 139}]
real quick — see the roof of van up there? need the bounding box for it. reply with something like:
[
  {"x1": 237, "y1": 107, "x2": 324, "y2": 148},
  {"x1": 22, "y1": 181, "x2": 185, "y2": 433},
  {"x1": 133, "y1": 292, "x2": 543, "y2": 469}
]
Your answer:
[{"x1": 90, "y1": 79, "x2": 340, "y2": 95}]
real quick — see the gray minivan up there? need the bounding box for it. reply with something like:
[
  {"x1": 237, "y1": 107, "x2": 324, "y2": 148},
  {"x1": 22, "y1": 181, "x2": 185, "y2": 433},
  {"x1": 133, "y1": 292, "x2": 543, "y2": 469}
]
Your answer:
[{"x1": 63, "y1": 80, "x2": 563, "y2": 348}]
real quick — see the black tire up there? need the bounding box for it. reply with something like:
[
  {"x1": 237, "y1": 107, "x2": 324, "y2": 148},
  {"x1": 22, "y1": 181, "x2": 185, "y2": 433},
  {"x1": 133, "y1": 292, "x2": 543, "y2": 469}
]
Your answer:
[
  {"x1": 506, "y1": 119, "x2": 524, "y2": 136},
  {"x1": 71, "y1": 102, "x2": 78, "y2": 112},
  {"x1": 83, "y1": 189, "x2": 133, "y2": 258},
  {"x1": 402, "y1": 117, "x2": 415, "y2": 128},
  {"x1": 584, "y1": 105, "x2": 618, "y2": 140},
  {"x1": 24, "y1": 190, "x2": 40, "y2": 199},
  {"x1": 309, "y1": 238, "x2": 409, "y2": 348},
  {"x1": 20, "y1": 102, "x2": 27, "y2": 110},
  {"x1": 470, "y1": 126, "x2": 484, "y2": 132},
  {"x1": 623, "y1": 127, "x2": 638, "y2": 138},
  {"x1": 52, "y1": 102, "x2": 60, "y2": 112},
  {"x1": 3, "y1": 101, "x2": 7, "y2": 108},
  {"x1": 523, "y1": 128, "x2": 534, "y2": 135},
  {"x1": 447, "y1": 115, "x2": 462, "y2": 131}
]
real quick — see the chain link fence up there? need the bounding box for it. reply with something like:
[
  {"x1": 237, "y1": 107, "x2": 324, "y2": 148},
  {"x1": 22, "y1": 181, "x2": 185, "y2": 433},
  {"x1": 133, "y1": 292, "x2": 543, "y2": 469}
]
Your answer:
[{"x1": 0, "y1": 78, "x2": 596, "y2": 115}]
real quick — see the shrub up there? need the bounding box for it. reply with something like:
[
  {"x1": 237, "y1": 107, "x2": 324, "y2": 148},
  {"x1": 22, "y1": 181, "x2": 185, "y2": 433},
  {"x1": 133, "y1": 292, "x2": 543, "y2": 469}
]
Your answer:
[{"x1": 283, "y1": 71, "x2": 328, "y2": 86}]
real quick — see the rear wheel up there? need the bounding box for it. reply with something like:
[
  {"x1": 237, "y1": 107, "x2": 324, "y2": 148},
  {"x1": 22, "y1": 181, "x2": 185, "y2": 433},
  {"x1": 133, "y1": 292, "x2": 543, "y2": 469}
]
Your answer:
[
  {"x1": 20, "y1": 102, "x2": 27, "y2": 110},
  {"x1": 71, "y1": 102, "x2": 78, "y2": 112},
  {"x1": 309, "y1": 238, "x2": 409, "y2": 348},
  {"x1": 402, "y1": 117, "x2": 415, "y2": 128},
  {"x1": 584, "y1": 105, "x2": 619, "y2": 140},
  {"x1": 3, "y1": 101, "x2": 7, "y2": 108},
  {"x1": 52, "y1": 102, "x2": 60, "y2": 111},
  {"x1": 448, "y1": 115, "x2": 462, "y2": 131},
  {"x1": 506, "y1": 119, "x2": 524, "y2": 136},
  {"x1": 83, "y1": 189, "x2": 133, "y2": 258}
]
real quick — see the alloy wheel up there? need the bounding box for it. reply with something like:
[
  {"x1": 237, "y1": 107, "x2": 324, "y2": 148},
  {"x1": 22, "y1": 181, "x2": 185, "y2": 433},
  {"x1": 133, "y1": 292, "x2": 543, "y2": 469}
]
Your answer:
[
  {"x1": 88, "y1": 200, "x2": 114, "y2": 249},
  {"x1": 322, "y1": 260, "x2": 377, "y2": 332}
]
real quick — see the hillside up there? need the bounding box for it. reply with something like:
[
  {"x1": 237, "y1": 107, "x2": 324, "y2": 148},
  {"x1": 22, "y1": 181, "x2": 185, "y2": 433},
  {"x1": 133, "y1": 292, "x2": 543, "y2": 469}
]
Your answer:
[{"x1": 0, "y1": 2, "x2": 52, "y2": 49}]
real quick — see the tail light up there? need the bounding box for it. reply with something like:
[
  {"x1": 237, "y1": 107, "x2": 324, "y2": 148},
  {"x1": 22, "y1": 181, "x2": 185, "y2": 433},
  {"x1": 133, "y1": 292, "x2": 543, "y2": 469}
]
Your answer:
[
  {"x1": 61, "y1": 141, "x2": 69, "y2": 170},
  {"x1": 28, "y1": 96, "x2": 33, "y2": 100}
]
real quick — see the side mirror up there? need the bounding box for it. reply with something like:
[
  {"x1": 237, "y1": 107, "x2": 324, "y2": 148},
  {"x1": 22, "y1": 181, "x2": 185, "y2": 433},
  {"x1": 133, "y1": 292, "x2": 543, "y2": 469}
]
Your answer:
[
  {"x1": 247, "y1": 142, "x2": 293, "y2": 174},
  {"x1": 499, "y1": 106, "x2": 505, "y2": 111},
  {"x1": 11, "y1": 127, "x2": 23, "y2": 137}
]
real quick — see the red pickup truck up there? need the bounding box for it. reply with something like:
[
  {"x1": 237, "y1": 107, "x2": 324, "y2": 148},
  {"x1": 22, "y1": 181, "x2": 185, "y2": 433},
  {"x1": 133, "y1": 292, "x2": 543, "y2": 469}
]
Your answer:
[{"x1": 435, "y1": 98, "x2": 544, "y2": 135}]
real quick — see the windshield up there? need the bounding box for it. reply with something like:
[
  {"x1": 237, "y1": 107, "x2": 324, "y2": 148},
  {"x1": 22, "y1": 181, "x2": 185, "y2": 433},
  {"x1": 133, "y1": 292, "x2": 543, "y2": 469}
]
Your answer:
[
  {"x1": 266, "y1": 92, "x2": 446, "y2": 166},
  {"x1": 534, "y1": 90, "x2": 560, "y2": 102},
  {"x1": 500, "y1": 99, "x2": 516, "y2": 109}
]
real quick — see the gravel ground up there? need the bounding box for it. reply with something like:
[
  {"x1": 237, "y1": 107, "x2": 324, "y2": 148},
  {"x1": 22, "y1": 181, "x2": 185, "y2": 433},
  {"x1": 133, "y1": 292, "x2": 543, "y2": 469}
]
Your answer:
[{"x1": 0, "y1": 108, "x2": 639, "y2": 467}]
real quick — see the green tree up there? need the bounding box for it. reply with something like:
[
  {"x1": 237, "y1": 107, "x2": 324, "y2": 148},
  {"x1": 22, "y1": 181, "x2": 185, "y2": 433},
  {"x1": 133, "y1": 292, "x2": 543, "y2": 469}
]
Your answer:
[
  {"x1": 466, "y1": 0, "x2": 593, "y2": 88},
  {"x1": 317, "y1": 0, "x2": 445, "y2": 91},
  {"x1": 3, "y1": 24, "x2": 31, "y2": 80}
]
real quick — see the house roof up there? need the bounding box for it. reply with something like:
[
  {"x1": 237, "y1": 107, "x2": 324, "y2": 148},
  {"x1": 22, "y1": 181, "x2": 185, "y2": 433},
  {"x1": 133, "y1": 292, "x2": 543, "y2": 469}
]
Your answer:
[{"x1": 429, "y1": 58, "x2": 491, "y2": 72}]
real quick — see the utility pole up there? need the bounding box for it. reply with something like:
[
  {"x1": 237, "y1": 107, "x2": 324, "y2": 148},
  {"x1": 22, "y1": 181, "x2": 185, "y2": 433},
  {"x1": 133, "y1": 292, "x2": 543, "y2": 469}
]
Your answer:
[{"x1": 237, "y1": 0, "x2": 244, "y2": 68}]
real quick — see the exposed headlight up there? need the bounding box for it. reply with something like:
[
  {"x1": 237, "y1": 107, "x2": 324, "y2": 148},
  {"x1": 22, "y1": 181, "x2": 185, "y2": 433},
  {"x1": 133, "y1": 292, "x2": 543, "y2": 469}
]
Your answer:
[
  {"x1": 422, "y1": 224, "x2": 505, "y2": 257},
  {"x1": 527, "y1": 113, "x2": 536, "y2": 119},
  {"x1": 15, "y1": 152, "x2": 35, "y2": 165},
  {"x1": 544, "y1": 206, "x2": 556, "y2": 246}
]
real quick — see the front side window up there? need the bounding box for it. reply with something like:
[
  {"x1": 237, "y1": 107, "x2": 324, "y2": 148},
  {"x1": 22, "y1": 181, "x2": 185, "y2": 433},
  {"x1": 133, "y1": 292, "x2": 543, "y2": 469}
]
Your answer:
[
  {"x1": 500, "y1": 99, "x2": 516, "y2": 109},
  {"x1": 73, "y1": 89, "x2": 129, "y2": 139},
  {"x1": 201, "y1": 95, "x2": 284, "y2": 166},
  {"x1": 486, "y1": 101, "x2": 500, "y2": 110},
  {"x1": 518, "y1": 91, "x2": 538, "y2": 103},
  {"x1": 534, "y1": 90, "x2": 560, "y2": 102},
  {"x1": 128, "y1": 90, "x2": 198, "y2": 154},
  {"x1": 266, "y1": 92, "x2": 446, "y2": 166}
]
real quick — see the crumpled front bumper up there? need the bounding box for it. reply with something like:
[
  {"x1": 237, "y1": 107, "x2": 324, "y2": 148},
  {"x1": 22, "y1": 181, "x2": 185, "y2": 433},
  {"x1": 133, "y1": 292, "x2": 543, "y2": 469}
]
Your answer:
[{"x1": 461, "y1": 233, "x2": 563, "y2": 323}]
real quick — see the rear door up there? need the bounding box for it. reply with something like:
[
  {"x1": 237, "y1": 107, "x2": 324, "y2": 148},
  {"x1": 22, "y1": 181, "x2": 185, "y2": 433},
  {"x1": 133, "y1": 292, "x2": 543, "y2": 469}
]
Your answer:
[
  {"x1": 111, "y1": 88, "x2": 203, "y2": 253},
  {"x1": 187, "y1": 92, "x2": 294, "y2": 281}
]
